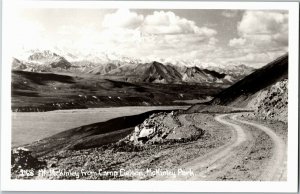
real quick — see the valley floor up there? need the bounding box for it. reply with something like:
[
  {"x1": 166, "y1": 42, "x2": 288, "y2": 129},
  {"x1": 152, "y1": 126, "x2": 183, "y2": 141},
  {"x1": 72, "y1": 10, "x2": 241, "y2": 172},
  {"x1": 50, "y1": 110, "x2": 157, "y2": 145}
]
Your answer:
[{"x1": 11, "y1": 111, "x2": 287, "y2": 181}]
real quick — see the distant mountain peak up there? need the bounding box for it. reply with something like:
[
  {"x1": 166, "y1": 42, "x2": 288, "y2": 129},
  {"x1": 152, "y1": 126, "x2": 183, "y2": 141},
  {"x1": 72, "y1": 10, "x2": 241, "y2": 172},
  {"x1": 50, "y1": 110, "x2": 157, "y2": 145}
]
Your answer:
[
  {"x1": 152, "y1": 61, "x2": 162, "y2": 65},
  {"x1": 12, "y1": 48, "x2": 256, "y2": 85},
  {"x1": 28, "y1": 50, "x2": 60, "y2": 61},
  {"x1": 13, "y1": 50, "x2": 72, "y2": 72}
]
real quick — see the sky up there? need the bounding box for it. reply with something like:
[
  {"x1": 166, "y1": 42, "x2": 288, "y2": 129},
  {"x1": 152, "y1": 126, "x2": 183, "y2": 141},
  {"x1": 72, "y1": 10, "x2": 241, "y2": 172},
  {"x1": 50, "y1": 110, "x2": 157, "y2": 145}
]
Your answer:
[{"x1": 10, "y1": 8, "x2": 288, "y2": 68}]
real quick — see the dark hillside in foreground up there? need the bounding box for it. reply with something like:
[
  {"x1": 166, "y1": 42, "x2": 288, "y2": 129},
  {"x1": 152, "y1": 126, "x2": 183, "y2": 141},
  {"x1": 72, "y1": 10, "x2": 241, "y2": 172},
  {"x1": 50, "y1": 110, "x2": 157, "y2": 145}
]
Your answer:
[
  {"x1": 210, "y1": 53, "x2": 288, "y2": 106},
  {"x1": 186, "y1": 53, "x2": 288, "y2": 120}
]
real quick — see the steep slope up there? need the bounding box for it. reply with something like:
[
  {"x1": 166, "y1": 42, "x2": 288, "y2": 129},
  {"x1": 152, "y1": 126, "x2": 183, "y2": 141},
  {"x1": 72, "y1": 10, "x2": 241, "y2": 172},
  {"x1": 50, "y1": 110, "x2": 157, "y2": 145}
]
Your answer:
[
  {"x1": 138, "y1": 61, "x2": 182, "y2": 83},
  {"x1": 210, "y1": 53, "x2": 288, "y2": 106},
  {"x1": 107, "y1": 61, "x2": 183, "y2": 84},
  {"x1": 12, "y1": 58, "x2": 27, "y2": 70},
  {"x1": 88, "y1": 63, "x2": 119, "y2": 75},
  {"x1": 186, "y1": 53, "x2": 288, "y2": 123},
  {"x1": 203, "y1": 69, "x2": 226, "y2": 79},
  {"x1": 201, "y1": 64, "x2": 255, "y2": 85},
  {"x1": 207, "y1": 64, "x2": 255, "y2": 81},
  {"x1": 48, "y1": 57, "x2": 72, "y2": 69},
  {"x1": 248, "y1": 79, "x2": 288, "y2": 123},
  {"x1": 105, "y1": 61, "x2": 240, "y2": 85},
  {"x1": 180, "y1": 66, "x2": 227, "y2": 84},
  {"x1": 106, "y1": 63, "x2": 139, "y2": 76}
]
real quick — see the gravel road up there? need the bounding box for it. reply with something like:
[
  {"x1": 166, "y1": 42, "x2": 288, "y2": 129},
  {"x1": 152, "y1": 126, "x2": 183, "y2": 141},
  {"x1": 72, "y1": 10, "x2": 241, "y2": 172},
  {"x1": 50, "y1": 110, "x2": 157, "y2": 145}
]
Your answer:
[
  {"x1": 153, "y1": 113, "x2": 287, "y2": 181},
  {"x1": 234, "y1": 115, "x2": 287, "y2": 181}
]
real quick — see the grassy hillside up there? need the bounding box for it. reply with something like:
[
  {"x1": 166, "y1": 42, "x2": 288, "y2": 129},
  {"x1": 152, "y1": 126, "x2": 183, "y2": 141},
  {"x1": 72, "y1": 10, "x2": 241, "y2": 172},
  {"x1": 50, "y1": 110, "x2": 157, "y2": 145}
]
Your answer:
[{"x1": 12, "y1": 70, "x2": 223, "y2": 112}]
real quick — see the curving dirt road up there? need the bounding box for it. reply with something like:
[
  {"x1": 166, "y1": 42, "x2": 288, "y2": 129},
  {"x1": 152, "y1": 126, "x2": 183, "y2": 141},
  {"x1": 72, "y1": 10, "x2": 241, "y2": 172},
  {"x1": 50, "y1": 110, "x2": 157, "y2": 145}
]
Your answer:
[
  {"x1": 234, "y1": 116, "x2": 287, "y2": 181},
  {"x1": 153, "y1": 113, "x2": 287, "y2": 181}
]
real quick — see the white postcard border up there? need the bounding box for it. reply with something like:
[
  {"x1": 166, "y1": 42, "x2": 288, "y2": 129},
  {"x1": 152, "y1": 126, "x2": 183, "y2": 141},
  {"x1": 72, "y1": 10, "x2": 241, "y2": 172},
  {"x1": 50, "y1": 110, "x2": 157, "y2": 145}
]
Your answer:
[{"x1": 1, "y1": 0, "x2": 299, "y2": 192}]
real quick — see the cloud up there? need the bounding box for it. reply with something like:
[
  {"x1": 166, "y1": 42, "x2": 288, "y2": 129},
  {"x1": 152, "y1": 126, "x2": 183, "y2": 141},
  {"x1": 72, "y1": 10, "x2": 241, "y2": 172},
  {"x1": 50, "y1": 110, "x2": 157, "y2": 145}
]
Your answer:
[
  {"x1": 10, "y1": 16, "x2": 51, "y2": 55},
  {"x1": 221, "y1": 10, "x2": 239, "y2": 18},
  {"x1": 237, "y1": 10, "x2": 288, "y2": 47},
  {"x1": 142, "y1": 11, "x2": 217, "y2": 36},
  {"x1": 229, "y1": 10, "x2": 288, "y2": 50},
  {"x1": 12, "y1": 8, "x2": 222, "y2": 66},
  {"x1": 227, "y1": 10, "x2": 288, "y2": 67},
  {"x1": 98, "y1": 10, "x2": 219, "y2": 61},
  {"x1": 238, "y1": 11, "x2": 287, "y2": 35},
  {"x1": 225, "y1": 50, "x2": 287, "y2": 67},
  {"x1": 228, "y1": 38, "x2": 246, "y2": 47},
  {"x1": 102, "y1": 9, "x2": 144, "y2": 29}
]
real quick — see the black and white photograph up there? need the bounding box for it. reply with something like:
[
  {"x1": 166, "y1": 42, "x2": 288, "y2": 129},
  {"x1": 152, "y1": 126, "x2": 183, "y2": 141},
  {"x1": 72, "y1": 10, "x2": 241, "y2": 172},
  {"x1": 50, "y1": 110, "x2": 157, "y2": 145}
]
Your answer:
[{"x1": 1, "y1": 0, "x2": 299, "y2": 192}]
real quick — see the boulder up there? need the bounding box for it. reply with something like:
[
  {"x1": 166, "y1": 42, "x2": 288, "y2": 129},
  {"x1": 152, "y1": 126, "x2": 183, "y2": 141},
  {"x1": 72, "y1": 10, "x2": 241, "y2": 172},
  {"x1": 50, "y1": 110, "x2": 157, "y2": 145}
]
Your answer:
[{"x1": 138, "y1": 127, "x2": 155, "y2": 138}]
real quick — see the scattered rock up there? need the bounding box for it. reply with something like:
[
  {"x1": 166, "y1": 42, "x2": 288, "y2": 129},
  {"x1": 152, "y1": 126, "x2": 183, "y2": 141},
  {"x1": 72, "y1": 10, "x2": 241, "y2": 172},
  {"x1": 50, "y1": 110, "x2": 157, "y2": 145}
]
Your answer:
[
  {"x1": 128, "y1": 112, "x2": 204, "y2": 145},
  {"x1": 248, "y1": 79, "x2": 287, "y2": 123},
  {"x1": 11, "y1": 147, "x2": 46, "y2": 177}
]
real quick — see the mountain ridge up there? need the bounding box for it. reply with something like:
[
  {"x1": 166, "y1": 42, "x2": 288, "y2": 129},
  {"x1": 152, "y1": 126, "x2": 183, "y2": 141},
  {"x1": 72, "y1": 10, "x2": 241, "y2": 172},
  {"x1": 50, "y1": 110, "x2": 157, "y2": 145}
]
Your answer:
[{"x1": 12, "y1": 49, "x2": 256, "y2": 85}]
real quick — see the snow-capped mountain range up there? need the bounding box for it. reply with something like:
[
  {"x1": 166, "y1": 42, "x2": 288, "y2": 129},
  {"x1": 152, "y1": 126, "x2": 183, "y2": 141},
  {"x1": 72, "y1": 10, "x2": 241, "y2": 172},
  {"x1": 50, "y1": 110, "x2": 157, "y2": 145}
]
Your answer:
[{"x1": 12, "y1": 49, "x2": 255, "y2": 85}]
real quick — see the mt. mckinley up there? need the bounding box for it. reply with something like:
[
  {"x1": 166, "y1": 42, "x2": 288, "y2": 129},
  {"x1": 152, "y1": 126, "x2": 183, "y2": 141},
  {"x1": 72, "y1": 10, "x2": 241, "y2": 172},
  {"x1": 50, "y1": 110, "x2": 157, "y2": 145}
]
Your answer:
[{"x1": 12, "y1": 49, "x2": 255, "y2": 86}]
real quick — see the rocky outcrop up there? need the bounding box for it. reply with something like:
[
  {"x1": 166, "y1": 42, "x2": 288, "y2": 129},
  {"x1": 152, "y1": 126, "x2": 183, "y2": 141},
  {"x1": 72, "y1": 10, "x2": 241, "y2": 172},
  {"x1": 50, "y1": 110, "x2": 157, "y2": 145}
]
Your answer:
[
  {"x1": 11, "y1": 147, "x2": 46, "y2": 178},
  {"x1": 129, "y1": 112, "x2": 170, "y2": 144},
  {"x1": 127, "y1": 112, "x2": 204, "y2": 145},
  {"x1": 248, "y1": 79, "x2": 288, "y2": 123}
]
